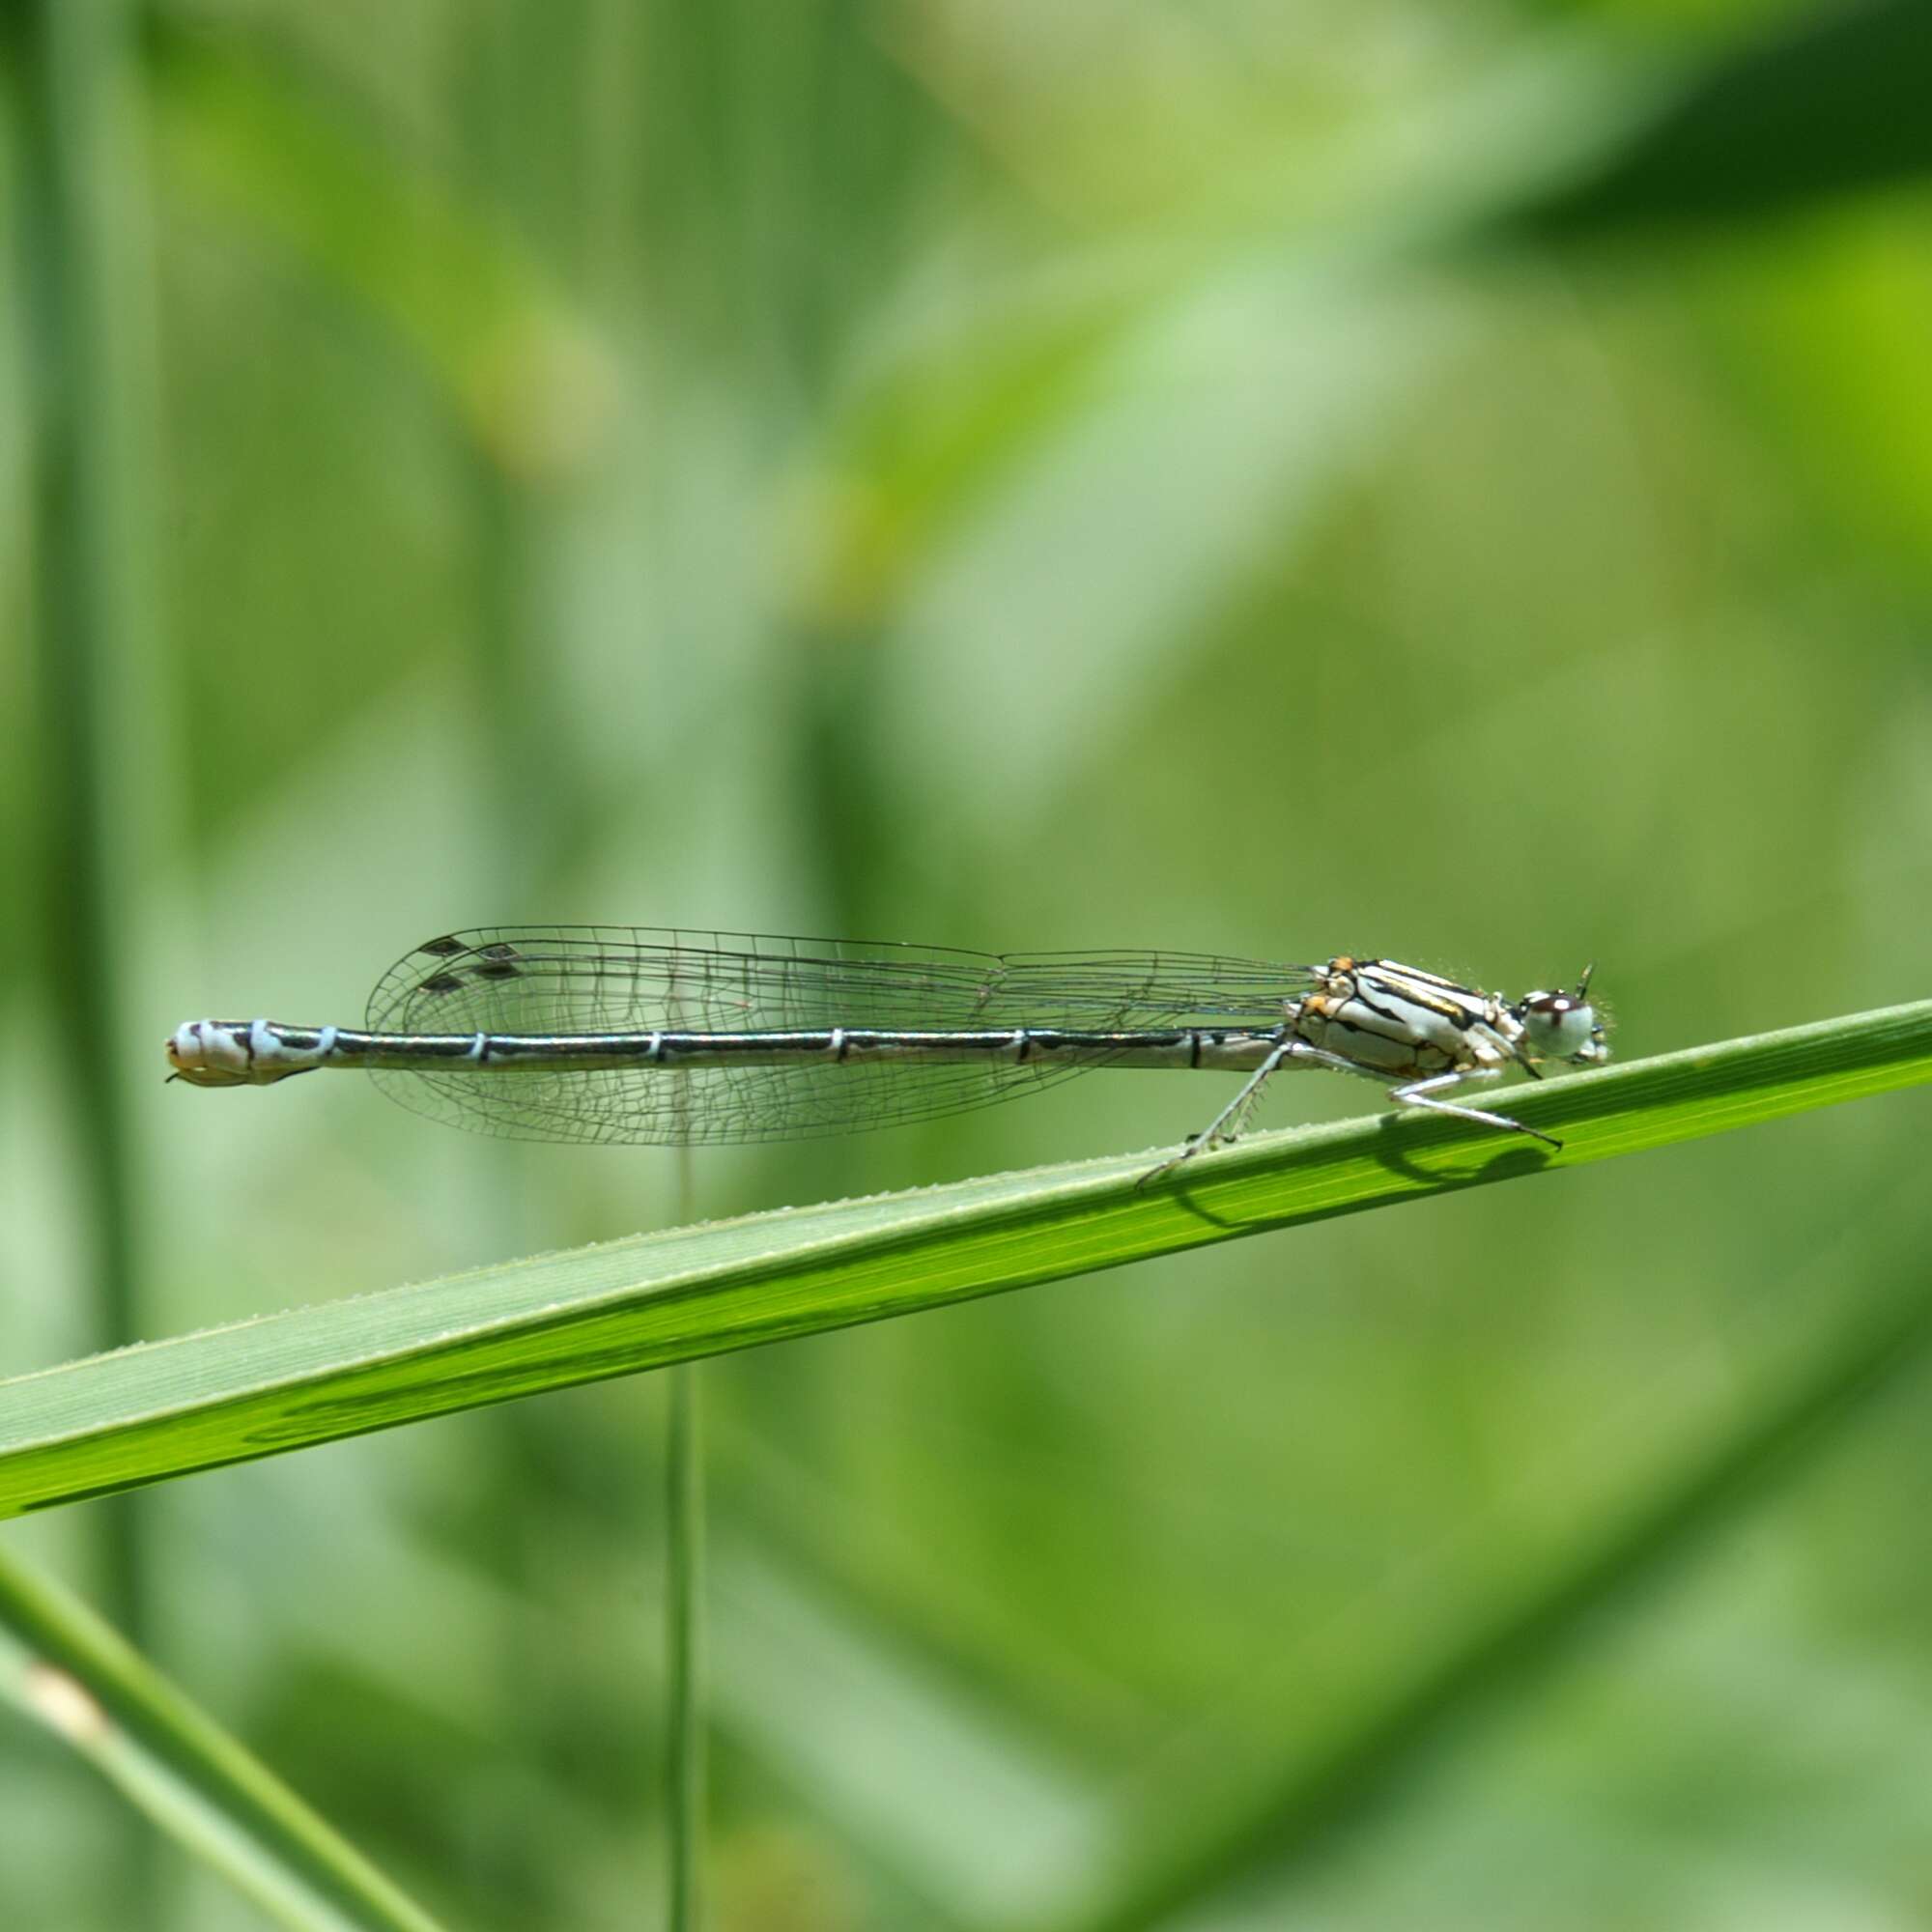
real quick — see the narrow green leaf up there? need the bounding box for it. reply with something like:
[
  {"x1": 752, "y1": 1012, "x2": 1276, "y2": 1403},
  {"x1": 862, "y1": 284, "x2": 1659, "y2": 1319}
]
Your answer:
[
  {"x1": 1509, "y1": 0, "x2": 1932, "y2": 237},
  {"x1": 0, "y1": 1545, "x2": 447, "y2": 1932},
  {"x1": 2, "y1": 1001, "x2": 1927, "y2": 1520}
]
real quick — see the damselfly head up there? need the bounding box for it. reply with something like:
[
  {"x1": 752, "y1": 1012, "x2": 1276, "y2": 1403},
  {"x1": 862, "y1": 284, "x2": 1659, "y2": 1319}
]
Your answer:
[{"x1": 1517, "y1": 966, "x2": 1608, "y2": 1065}]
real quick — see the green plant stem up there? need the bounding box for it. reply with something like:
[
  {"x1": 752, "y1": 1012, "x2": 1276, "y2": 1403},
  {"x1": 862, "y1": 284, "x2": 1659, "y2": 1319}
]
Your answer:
[
  {"x1": 18, "y1": 12, "x2": 176, "y2": 1913},
  {"x1": 21, "y1": 0, "x2": 162, "y2": 1641},
  {"x1": 666, "y1": 1361, "x2": 703, "y2": 1929},
  {"x1": 666, "y1": 1145, "x2": 705, "y2": 1929}
]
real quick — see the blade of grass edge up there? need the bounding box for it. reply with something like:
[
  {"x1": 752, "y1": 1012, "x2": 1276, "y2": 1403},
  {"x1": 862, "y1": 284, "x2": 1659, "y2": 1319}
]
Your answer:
[
  {"x1": 0, "y1": 1543, "x2": 447, "y2": 1932},
  {"x1": 1, "y1": 999, "x2": 1927, "y2": 1520}
]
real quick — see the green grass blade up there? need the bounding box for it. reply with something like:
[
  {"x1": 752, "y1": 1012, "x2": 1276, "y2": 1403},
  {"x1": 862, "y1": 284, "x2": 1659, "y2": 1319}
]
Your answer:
[
  {"x1": 0, "y1": 1544, "x2": 447, "y2": 1931},
  {"x1": 2, "y1": 1001, "x2": 1927, "y2": 1520}
]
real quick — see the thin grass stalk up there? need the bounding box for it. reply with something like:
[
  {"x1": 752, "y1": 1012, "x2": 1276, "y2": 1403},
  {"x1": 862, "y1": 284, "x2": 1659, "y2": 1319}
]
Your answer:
[
  {"x1": 665, "y1": 1357, "x2": 704, "y2": 1928},
  {"x1": 665, "y1": 1077, "x2": 707, "y2": 1921},
  {"x1": 21, "y1": 0, "x2": 158, "y2": 1643},
  {"x1": 448, "y1": 8, "x2": 609, "y2": 1913}
]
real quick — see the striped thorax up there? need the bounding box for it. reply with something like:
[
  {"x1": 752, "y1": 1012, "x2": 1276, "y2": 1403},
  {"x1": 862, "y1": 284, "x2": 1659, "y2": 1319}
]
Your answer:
[{"x1": 1292, "y1": 957, "x2": 1607, "y2": 1083}]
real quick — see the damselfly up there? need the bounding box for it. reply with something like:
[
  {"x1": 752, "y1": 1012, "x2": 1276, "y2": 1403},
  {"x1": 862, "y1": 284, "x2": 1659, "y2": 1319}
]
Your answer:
[{"x1": 166, "y1": 928, "x2": 1608, "y2": 1170}]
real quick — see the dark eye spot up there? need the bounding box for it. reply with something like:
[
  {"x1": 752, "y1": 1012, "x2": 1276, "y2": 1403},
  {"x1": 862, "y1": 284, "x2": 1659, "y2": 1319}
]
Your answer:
[
  {"x1": 418, "y1": 935, "x2": 465, "y2": 956},
  {"x1": 474, "y1": 960, "x2": 524, "y2": 980},
  {"x1": 477, "y1": 943, "x2": 521, "y2": 961},
  {"x1": 418, "y1": 973, "x2": 465, "y2": 996}
]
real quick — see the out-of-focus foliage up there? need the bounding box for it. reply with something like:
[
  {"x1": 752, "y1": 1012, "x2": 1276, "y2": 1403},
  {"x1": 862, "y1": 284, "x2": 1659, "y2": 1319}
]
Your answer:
[{"x1": 3, "y1": 1, "x2": 1930, "y2": 1928}]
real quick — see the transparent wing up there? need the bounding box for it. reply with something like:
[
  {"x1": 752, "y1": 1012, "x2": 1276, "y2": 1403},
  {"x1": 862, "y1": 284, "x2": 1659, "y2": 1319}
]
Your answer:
[{"x1": 364, "y1": 925, "x2": 1314, "y2": 1147}]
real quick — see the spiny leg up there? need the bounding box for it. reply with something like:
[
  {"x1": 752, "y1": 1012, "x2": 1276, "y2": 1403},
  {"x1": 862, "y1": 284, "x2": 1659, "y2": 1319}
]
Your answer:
[
  {"x1": 1390, "y1": 1068, "x2": 1562, "y2": 1151},
  {"x1": 1139, "y1": 1049, "x2": 1563, "y2": 1188},
  {"x1": 1138, "y1": 1038, "x2": 1374, "y2": 1187}
]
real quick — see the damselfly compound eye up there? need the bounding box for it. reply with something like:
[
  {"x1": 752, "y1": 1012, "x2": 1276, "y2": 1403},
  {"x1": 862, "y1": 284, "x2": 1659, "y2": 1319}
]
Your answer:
[{"x1": 1520, "y1": 988, "x2": 1605, "y2": 1064}]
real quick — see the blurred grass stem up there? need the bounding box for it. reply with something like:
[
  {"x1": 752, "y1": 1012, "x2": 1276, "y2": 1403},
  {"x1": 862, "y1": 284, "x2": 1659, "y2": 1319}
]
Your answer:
[
  {"x1": 21, "y1": 0, "x2": 159, "y2": 1639},
  {"x1": 666, "y1": 1149, "x2": 706, "y2": 1927}
]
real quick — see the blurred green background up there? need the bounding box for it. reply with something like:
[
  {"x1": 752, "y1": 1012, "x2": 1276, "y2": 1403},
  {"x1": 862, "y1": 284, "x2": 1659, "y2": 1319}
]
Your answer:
[{"x1": 6, "y1": 0, "x2": 1932, "y2": 1926}]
